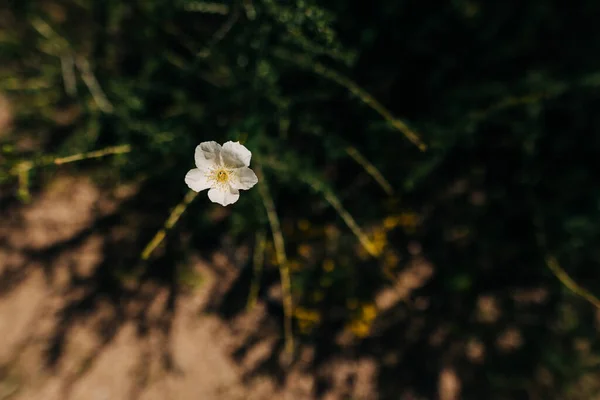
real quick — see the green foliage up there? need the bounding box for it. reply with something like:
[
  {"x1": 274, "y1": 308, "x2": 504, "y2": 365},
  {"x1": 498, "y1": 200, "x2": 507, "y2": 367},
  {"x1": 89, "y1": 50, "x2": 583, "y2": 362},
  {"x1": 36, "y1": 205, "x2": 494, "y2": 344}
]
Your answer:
[{"x1": 2, "y1": 0, "x2": 600, "y2": 398}]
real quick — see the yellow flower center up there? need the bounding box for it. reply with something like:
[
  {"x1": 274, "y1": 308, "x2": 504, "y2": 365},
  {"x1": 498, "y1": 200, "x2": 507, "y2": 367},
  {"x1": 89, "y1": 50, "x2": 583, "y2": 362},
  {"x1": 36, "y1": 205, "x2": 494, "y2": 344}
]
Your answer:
[
  {"x1": 216, "y1": 170, "x2": 229, "y2": 183},
  {"x1": 208, "y1": 167, "x2": 233, "y2": 189}
]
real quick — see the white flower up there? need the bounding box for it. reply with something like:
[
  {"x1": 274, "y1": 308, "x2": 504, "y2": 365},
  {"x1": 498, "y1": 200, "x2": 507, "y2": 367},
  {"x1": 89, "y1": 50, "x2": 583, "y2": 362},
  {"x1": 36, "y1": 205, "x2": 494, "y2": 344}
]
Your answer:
[{"x1": 185, "y1": 141, "x2": 258, "y2": 206}]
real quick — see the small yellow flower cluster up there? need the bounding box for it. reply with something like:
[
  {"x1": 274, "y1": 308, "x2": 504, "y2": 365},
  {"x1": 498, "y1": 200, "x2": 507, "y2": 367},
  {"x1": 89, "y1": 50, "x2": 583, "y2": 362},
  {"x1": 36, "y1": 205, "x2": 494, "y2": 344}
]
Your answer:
[
  {"x1": 370, "y1": 229, "x2": 388, "y2": 257},
  {"x1": 357, "y1": 211, "x2": 421, "y2": 260},
  {"x1": 384, "y1": 212, "x2": 421, "y2": 232},
  {"x1": 347, "y1": 302, "x2": 378, "y2": 338},
  {"x1": 294, "y1": 306, "x2": 321, "y2": 335}
]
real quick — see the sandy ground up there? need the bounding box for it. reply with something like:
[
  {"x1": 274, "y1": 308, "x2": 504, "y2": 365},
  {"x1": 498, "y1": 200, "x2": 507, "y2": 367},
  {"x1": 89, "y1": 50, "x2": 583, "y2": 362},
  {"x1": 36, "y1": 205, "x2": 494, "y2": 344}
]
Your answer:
[
  {"x1": 0, "y1": 175, "x2": 387, "y2": 400},
  {"x1": 0, "y1": 175, "x2": 268, "y2": 400}
]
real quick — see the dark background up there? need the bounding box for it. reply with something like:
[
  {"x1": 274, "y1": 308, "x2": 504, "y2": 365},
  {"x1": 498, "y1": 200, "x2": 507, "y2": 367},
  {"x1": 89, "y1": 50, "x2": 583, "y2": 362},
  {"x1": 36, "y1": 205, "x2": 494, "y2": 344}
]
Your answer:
[{"x1": 1, "y1": 0, "x2": 600, "y2": 399}]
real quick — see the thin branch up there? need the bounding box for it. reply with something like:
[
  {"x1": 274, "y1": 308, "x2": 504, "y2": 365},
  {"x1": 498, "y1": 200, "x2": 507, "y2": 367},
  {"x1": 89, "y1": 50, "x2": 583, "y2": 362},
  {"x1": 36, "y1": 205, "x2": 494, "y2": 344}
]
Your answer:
[
  {"x1": 53, "y1": 144, "x2": 131, "y2": 165},
  {"x1": 209, "y1": 4, "x2": 240, "y2": 46},
  {"x1": 345, "y1": 146, "x2": 394, "y2": 195},
  {"x1": 75, "y1": 56, "x2": 114, "y2": 113},
  {"x1": 183, "y1": 2, "x2": 230, "y2": 14},
  {"x1": 17, "y1": 163, "x2": 31, "y2": 203},
  {"x1": 9, "y1": 145, "x2": 132, "y2": 201},
  {"x1": 10, "y1": 144, "x2": 131, "y2": 172},
  {"x1": 255, "y1": 164, "x2": 294, "y2": 359},
  {"x1": 544, "y1": 255, "x2": 600, "y2": 310},
  {"x1": 197, "y1": 4, "x2": 240, "y2": 58},
  {"x1": 535, "y1": 213, "x2": 600, "y2": 310},
  {"x1": 261, "y1": 157, "x2": 380, "y2": 257},
  {"x1": 320, "y1": 187, "x2": 380, "y2": 257},
  {"x1": 61, "y1": 54, "x2": 77, "y2": 96},
  {"x1": 273, "y1": 48, "x2": 427, "y2": 151},
  {"x1": 141, "y1": 190, "x2": 199, "y2": 260}
]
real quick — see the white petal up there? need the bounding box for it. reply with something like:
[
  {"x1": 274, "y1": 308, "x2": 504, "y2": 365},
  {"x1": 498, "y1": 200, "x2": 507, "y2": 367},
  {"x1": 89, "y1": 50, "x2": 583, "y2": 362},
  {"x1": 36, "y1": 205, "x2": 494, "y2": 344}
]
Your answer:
[
  {"x1": 207, "y1": 186, "x2": 240, "y2": 206},
  {"x1": 221, "y1": 150, "x2": 246, "y2": 169},
  {"x1": 222, "y1": 141, "x2": 252, "y2": 167},
  {"x1": 231, "y1": 167, "x2": 258, "y2": 190},
  {"x1": 185, "y1": 168, "x2": 211, "y2": 192},
  {"x1": 195, "y1": 141, "x2": 221, "y2": 169}
]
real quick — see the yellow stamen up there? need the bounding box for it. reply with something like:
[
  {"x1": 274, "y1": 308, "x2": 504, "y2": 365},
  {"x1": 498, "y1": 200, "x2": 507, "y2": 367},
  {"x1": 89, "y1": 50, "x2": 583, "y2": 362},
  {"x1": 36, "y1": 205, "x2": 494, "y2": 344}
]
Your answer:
[
  {"x1": 216, "y1": 170, "x2": 229, "y2": 183},
  {"x1": 207, "y1": 167, "x2": 233, "y2": 189}
]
